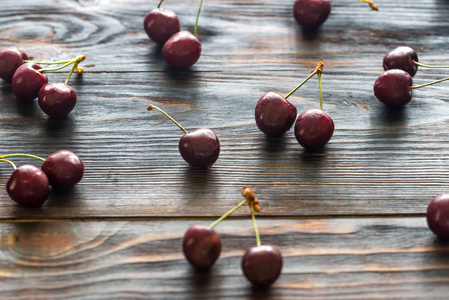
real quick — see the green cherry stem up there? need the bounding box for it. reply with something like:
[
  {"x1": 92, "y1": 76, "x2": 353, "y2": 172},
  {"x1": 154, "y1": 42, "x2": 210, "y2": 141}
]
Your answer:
[
  {"x1": 414, "y1": 60, "x2": 449, "y2": 69},
  {"x1": 38, "y1": 55, "x2": 86, "y2": 74},
  {"x1": 209, "y1": 198, "x2": 248, "y2": 229},
  {"x1": 284, "y1": 58, "x2": 324, "y2": 100},
  {"x1": 157, "y1": 0, "x2": 164, "y2": 8},
  {"x1": 194, "y1": 0, "x2": 204, "y2": 37},
  {"x1": 411, "y1": 76, "x2": 449, "y2": 90},
  {"x1": 0, "y1": 153, "x2": 46, "y2": 162},
  {"x1": 147, "y1": 105, "x2": 188, "y2": 134},
  {"x1": 65, "y1": 55, "x2": 86, "y2": 84},
  {"x1": 0, "y1": 159, "x2": 17, "y2": 170},
  {"x1": 250, "y1": 200, "x2": 261, "y2": 247},
  {"x1": 24, "y1": 59, "x2": 74, "y2": 65}
]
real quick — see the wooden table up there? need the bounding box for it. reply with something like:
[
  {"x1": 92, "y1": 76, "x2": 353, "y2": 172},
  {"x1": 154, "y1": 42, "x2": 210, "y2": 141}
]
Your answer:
[{"x1": 1, "y1": 0, "x2": 449, "y2": 298}]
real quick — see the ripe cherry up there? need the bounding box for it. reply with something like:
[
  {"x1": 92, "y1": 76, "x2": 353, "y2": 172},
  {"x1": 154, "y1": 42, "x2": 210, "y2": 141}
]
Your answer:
[
  {"x1": 162, "y1": 31, "x2": 202, "y2": 69},
  {"x1": 294, "y1": 108, "x2": 334, "y2": 150},
  {"x1": 144, "y1": 8, "x2": 180, "y2": 46},
  {"x1": 242, "y1": 245, "x2": 283, "y2": 287},
  {"x1": 182, "y1": 224, "x2": 222, "y2": 270},
  {"x1": 373, "y1": 69, "x2": 412, "y2": 107},
  {"x1": 293, "y1": 0, "x2": 331, "y2": 29},
  {"x1": 427, "y1": 194, "x2": 449, "y2": 238},
  {"x1": 12, "y1": 62, "x2": 48, "y2": 102},
  {"x1": 0, "y1": 46, "x2": 28, "y2": 82},
  {"x1": 147, "y1": 105, "x2": 220, "y2": 168},
  {"x1": 255, "y1": 92, "x2": 297, "y2": 136},
  {"x1": 383, "y1": 46, "x2": 419, "y2": 77},
  {"x1": 38, "y1": 83, "x2": 77, "y2": 118},
  {"x1": 6, "y1": 164, "x2": 50, "y2": 207},
  {"x1": 41, "y1": 150, "x2": 84, "y2": 189}
]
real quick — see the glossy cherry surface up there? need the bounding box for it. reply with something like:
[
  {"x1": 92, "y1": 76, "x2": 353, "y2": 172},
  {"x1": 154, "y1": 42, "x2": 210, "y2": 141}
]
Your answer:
[
  {"x1": 373, "y1": 69, "x2": 413, "y2": 107},
  {"x1": 383, "y1": 46, "x2": 419, "y2": 77},
  {"x1": 294, "y1": 108, "x2": 334, "y2": 150},
  {"x1": 162, "y1": 31, "x2": 202, "y2": 69},
  {"x1": 182, "y1": 224, "x2": 222, "y2": 270},
  {"x1": 41, "y1": 150, "x2": 84, "y2": 189},
  {"x1": 293, "y1": 0, "x2": 331, "y2": 29},
  {"x1": 6, "y1": 165, "x2": 50, "y2": 207},
  {"x1": 255, "y1": 92, "x2": 297, "y2": 136},
  {"x1": 12, "y1": 62, "x2": 48, "y2": 102},
  {"x1": 143, "y1": 8, "x2": 180, "y2": 46},
  {"x1": 179, "y1": 128, "x2": 220, "y2": 168},
  {"x1": 0, "y1": 46, "x2": 28, "y2": 82},
  {"x1": 38, "y1": 83, "x2": 77, "y2": 118},
  {"x1": 427, "y1": 194, "x2": 449, "y2": 238},
  {"x1": 241, "y1": 245, "x2": 283, "y2": 287}
]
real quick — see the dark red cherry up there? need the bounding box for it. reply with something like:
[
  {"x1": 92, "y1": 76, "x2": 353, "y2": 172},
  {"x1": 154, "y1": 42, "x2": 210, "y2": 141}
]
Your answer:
[
  {"x1": 383, "y1": 46, "x2": 418, "y2": 77},
  {"x1": 427, "y1": 194, "x2": 449, "y2": 238},
  {"x1": 6, "y1": 165, "x2": 50, "y2": 207},
  {"x1": 255, "y1": 92, "x2": 297, "y2": 136},
  {"x1": 293, "y1": 0, "x2": 331, "y2": 29},
  {"x1": 294, "y1": 108, "x2": 334, "y2": 150},
  {"x1": 38, "y1": 83, "x2": 77, "y2": 118},
  {"x1": 179, "y1": 128, "x2": 220, "y2": 168},
  {"x1": 373, "y1": 69, "x2": 413, "y2": 107},
  {"x1": 12, "y1": 62, "x2": 48, "y2": 102},
  {"x1": 162, "y1": 31, "x2": 202, "y2": 69},
  {"x1": 144, "y1": 8, "x2": 180, "y2": 46},
  {"x1": 0, "y1": 47, "x2": 28, "y2": 82},
  {"x1": 182, "y1": 224, "x2": 222, "y2": 270},
  {"x1": 242, "y1": 245, "x2": 283, "y2": 287},
  {"x1": 41, "y1": 150, "x2": 84, "y2": 189}
]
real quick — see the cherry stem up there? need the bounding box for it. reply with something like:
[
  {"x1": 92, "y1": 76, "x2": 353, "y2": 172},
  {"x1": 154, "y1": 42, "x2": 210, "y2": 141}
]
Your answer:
[
  {"x1": 24, "y1": 59, "x2": 74, "y2": 65},
  {"x1": 209, "y1": 198, "x2": 248, "y2": 229},
  {"x1": 157, "y1": 0, "x2": 164, "y2": 8},
  {"x1": 0, "y1": 153, "x2": 46, "y2": 162},
  {"x1": 414, "y1": 60, "x2": 449, "y2": 69},
  {"x1": 284, "y1": 58, "x2": 324, "y2": 100},
  {"x1": 65, "y1": 55, "x2": 86, "y2": 84},
  {"x1": 318, "y1": 72, "x2": 323, "y2": 110},
  {"x1": 360, "y1": 0, "x2": 378, "y2": 11},
  {"x1": 194, "y1": 0, "x2": 204, "y2": 37},
  {"x1": 0, "y1": 159, "x2": 17, "y2": 170},
  {"x1": 411, "y1": 76, "x2": 449, "y2": 90},
  {"x1": 250, "y1": 200, "x2": 261, "y2": 247},
  {"x1": 38, "y1": 55, "x2": 86, "y2": 76},
  {"x1": 147, "y1": 105, "x2": 188, "y2": 134}
]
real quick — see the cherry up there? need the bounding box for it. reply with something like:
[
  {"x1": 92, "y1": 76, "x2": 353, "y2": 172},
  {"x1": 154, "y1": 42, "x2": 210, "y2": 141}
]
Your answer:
[
  {"x1": 12, "y1": 62, "x2": 48, "y2": 102},
  {"x1": 41, "y1": 150, "x2": 84, "y2": 189},
  {"x1": 383, "y1": 46, "x2": 419, "y2": 77},
  {"x1": 293, "y1": 0, "x2": 331, "y2": 29},
  {"x1": 182, "y1": 224, "x2": 222, "y2": 270},
  {"x1": 294, "y1": 108, "x2": 334, "y2": 150},
  {"x1": 162, "y1": 31, "x2": 202, "y2": 69},
  {"x1": 373, "y1": 69, "x2": 412, "y2": 107},
  {"x1": 427, "y1": 194, "x2": 449, "y2": 238},
  {"x1": 6, "y1": 164, "x2": 50, "y2": 207},
  {"x1": 241, "y1": 245, "x2": 283, "y2": 287},
  {"x1": 0, "y1": 47, "x2": 28, "y2": 82},
  {"x1": 38, "y1": 83, "x2": 77, "y2": 118},
  {"x1": 144, "y1": 8, "x2": 180, "y2": 46},
  {"x1": 147, "y1": 105, "x2": 220, "y2": 168},
  {"x1": 255, "y1": 92, "x2": 297, "y2": 136}
]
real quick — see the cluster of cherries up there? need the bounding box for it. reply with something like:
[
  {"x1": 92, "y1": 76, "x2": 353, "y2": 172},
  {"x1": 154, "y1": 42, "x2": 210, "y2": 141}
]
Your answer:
[
  {"x1": 293, "y1": 0, "x2": 378, "y2": 30},
  {"x1": 255, "y1": 59, "x2": 334, "y2": 150},
  {"x1": 143, "y1": 0, "x2": 204, "y2": 69},
  {"x1": 0, "y1": 150, "x2": 84, "y2": 207},
  {"x1": 183, "y1": 187, "x2": 283, "y2": 287},
  {"x1": 0, "y1": 46, "x2": 86, "y2": 118},
  {"x1": 374, "y1": 46, "x2": 449, "y2": 107}
]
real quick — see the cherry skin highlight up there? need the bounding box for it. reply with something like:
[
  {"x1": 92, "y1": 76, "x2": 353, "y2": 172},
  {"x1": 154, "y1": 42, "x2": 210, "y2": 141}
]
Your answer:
[
  {"x1": 182, "y1": 224, "x2": 222, "y2": 270},
  {"x1": 12, "y1": 62, "x2": 48, "y2": 102},
  {"x1": 41, "y1": 150, "x2": 84, "y2": 189},
  {"x1": 162, "y1": 31, "x2": 202, "y2": 69},
  {"x1": 255, "y1": 92, "x2": 297, "y2": 136},
  {"x1": 6, "y1": 165, "x2": 50, "y2": 207},
  {"x1": 383, "y1": 46, "x2": 419, "y2": 77},
  {"x1": 38, "y1": 83, "x2": 77, "y2": 118},
  {"x1": 373, "y1": 69, "x2": 413, "y2": 107},
  {"x1": 241, "y1": 245, "x2": 283, "y2": 287},
  {"x1": 144, "y1": 8, "x2": 180, "y2": 46},
  {"x1": 427, "y1": 194, "x2": 449, "y2": 238},
  {"x1": 179, "y1": 128, "x2": 220, "y2": 168},
  {"x1": 0, "y1": 47, "x2": 28, "y2": 82},
  {"x1": 294, "y1": 108, "x2": 334, "y2": 150},
  {"x1": 293, "y1": 0, "x2": 331, "y2": 29}
]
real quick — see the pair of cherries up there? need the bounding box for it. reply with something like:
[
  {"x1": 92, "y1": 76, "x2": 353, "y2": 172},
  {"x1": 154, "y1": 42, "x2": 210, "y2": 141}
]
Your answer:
[
  {"x1": 374, "y1": 46, "x2": 449, "y2": 107},
  {"x1": 0, "y1": 46, "x2": 85, "y2": 118},
  {"x1": 143, "y1": 0, "x2": 204, "y2": 69},
  {"x1": 182, "y1": 187, "x2": 283, "y2": 287},
  {"x1": 0, "y1": 150, "x2": 84, "y2": 207},
  {"x1": 255, "y1": 59, "x2": 334, "y2": 150}
]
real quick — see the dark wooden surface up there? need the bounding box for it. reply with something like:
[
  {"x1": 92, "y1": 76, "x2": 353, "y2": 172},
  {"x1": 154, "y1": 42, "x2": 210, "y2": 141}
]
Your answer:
[{"x1": 1, "y1": 0, "x2": 449, "y2": 298}]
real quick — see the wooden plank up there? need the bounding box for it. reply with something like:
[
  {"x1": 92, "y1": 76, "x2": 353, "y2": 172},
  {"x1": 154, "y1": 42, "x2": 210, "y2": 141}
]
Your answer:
[{"x1": 0, "y1": 217, "x2": 448, "y2": 299}]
